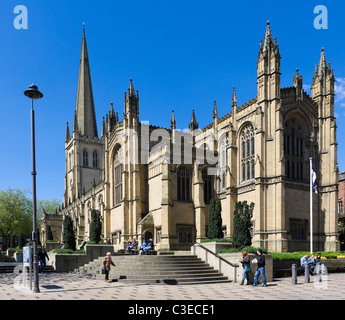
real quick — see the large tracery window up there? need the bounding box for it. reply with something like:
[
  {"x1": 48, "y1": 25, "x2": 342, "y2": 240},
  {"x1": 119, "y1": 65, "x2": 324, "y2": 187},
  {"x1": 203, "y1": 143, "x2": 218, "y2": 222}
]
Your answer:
[
  {"x1": 114, "y1": 148, "x2": 123, "y2": 206},
  {"x1": 284, "y1": 118, "x2": 305, "y2": 181},
  {"x1": 241, "y1": 124, "x2": 255, "y2": 182},
  {"x1": 177, "y1": 166, "x2": 192, "y2": 201}
]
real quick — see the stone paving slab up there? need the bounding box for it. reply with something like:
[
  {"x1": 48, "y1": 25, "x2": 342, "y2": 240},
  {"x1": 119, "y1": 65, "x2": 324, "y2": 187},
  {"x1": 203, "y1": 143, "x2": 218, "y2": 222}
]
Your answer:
[{"x1": 0, "y1": 272, "x2": 344, "y2": 301}]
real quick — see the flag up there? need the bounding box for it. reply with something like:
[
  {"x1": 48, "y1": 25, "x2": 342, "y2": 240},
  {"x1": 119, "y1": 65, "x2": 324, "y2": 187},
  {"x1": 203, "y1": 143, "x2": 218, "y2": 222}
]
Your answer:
[{"x1": 311, "y1": 162, "x2": 317, "y2": 193}]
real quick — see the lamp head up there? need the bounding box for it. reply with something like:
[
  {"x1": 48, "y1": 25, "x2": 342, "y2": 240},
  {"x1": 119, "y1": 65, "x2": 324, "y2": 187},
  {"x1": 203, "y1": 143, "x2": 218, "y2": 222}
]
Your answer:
[{"x1": 24, "y1": 84, "x2": 43, "y2": 100}]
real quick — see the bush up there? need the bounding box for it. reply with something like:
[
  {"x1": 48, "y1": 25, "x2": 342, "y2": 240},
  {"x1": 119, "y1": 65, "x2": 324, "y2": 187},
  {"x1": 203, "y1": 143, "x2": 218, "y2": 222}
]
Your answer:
[
  {"x1": 207, "y1": 198, "x2": 223, "y2": 239},
  {"x1": 89, "y1": 209, "x2": 102, "y2": 244},
  {"x1": 201, "y1": 238, "x2": 232, "y2": 243},
  {"x1": 219, "y1": 248, "x2": 240, "y2": 253},
  {"x1": 62, "y1": 215, "x2": 76, "y2": 251},
  {"x1": 232, "y1": 201, "x2": 254, "y2": 250},
  {"x1": 53, "y1": 249, "x2": 85, "y2": 254}
]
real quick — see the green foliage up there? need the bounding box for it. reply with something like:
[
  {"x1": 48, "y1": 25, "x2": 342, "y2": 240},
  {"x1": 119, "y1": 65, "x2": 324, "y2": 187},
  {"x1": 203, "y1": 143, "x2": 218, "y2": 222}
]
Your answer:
[
  {"x1": 201, "y1": 238, "x2": 232, "y2": 243},
  {"x1": 207, "y1": 198, "x2": 223, "y2": 239},
  {"x1": 89, "y1": 209, "x2": 102, "y2": 244},
  {"x1": 46, "y1": 225, "x2": 53, "y2": 241},
  {"x1": 0, "y1": 188, "x2": 33, "y2": 251},
  {"x1": 242, "y1": 246, "x2": 268, "y2": 254},
  {"x1": 62, "y1": 215, "x2": 76, "y2": 251},
  {"x1": 232, "y1": 201, "x2": 255, "y2": 250},
  {"x1": 53, "y1": 249, "x2": 85, "y2": 254},
  {"x1": 18, "y1": 233, "x2": 27, "y2": 249},
  {"x1": 220, "y1": 246, "x2": 268, "y2": 254}
]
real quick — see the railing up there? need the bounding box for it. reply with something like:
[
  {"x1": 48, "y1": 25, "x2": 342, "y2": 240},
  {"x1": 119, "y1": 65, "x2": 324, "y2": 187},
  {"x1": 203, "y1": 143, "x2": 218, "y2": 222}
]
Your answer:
[{"x1": 192, "y1": 243, "x2": 239, "y2": 283}]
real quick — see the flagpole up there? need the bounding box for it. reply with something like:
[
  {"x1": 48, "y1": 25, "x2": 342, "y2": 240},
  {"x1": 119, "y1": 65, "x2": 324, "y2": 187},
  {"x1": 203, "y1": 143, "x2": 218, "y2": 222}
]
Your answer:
[{"x1": 310, "y1": 157, "x2": 313, "y2": 254}]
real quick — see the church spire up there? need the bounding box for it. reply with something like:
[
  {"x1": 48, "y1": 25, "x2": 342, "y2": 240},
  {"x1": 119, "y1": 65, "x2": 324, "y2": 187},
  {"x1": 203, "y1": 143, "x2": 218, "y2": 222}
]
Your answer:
[
  {"x1": 189, "y1": 109, "x2": 199, "y2": 131},
  {"x1": 213, "y1": 100, "x2": 218, "y2": 119},
  {"x1": 171, "y1": 110, "x2": 176, "y2": 130},
  {"x1": 74, "y1": 26, "x2": 98, "y2": 138},
  {"x1": 65, "y1": 122, "x2": 71, "y2": 143}
]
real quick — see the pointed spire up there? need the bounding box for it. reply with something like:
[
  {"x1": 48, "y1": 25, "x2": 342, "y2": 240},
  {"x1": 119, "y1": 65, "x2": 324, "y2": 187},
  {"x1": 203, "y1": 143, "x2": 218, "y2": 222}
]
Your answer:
[
  {"x1": 101, "y1": 117, "x2": 106, "y2": 137},
  {"x1": 65, "y1": 122, "x2": 71, "y2": 142},
  {"x1": 73, "y1": 111, "x2": 79, "y2": 133},
  {"x1": 189, "y1": 109, "x2": 199, "y2": 131},
  {"x1": 263, "y1": 21, "x2": 273, "y2": 50},
  {"x1": 232, "y1": 87, "x2": 237, "y2": 108},
  {"x1": 128, "y1": 78, "x2": 136, "y2": 97},
  {"x1": 109, "y1": 102, "x2": 115, "y2": 119},
  {"x1": 213, "y1": 100, "x2": 218, "y2": 119},
  {"x1": 74, "y1": 26, "x2": 98, "y2": 138},
  {"x1": 171, "y1": 110, "x2": 176, "y2": 129},
  {"x1": 293, "y1": 68, "x2": 303, "y2": 88}
]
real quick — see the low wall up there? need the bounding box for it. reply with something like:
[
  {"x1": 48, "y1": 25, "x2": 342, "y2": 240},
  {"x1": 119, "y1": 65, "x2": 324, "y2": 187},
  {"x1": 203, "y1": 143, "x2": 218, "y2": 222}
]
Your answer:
[
  {"x1": 192, "y1": 244, "x2": 273, "y2": 283},
  {"x1": 47, "y1": 244, "x2": 115, "y2": 272},
  {"x1": 199, "y1": 241, "x2": 233, "y2": 254},
  {"x1": 273, "y1": 258, "x2": 345, "y2": 277}
]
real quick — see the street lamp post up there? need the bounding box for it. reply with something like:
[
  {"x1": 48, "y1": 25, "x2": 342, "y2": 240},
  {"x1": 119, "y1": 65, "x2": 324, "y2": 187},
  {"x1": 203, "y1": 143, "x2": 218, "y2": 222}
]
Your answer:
[{"x1": 24, "y1": 84, "x2": 43, "y2": 293}]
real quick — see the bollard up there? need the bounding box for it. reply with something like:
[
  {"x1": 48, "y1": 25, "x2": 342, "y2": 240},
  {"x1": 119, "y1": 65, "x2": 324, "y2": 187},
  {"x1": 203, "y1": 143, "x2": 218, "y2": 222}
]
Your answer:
[
  {"x1": 315, "y1": 263, "x2": 321, "y2": 282},
  {"x1": 291, "y1": 264, "x2": 297, "y2": 284},
  {"x1": 304, "y1": 263, "x2": 310, "y2": 283}
]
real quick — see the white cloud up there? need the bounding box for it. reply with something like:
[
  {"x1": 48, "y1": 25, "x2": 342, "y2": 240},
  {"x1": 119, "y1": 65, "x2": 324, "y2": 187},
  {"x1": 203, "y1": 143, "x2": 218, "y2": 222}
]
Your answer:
[{"x1": 335, "y1": 77, "x2": 345, "y2": 103}]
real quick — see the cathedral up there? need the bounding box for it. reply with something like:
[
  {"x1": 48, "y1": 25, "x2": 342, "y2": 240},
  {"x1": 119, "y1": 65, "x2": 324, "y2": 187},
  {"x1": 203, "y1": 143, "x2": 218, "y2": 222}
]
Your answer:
[{"x1": 41, "y1": 22, "x2": 340, "y2": 252}]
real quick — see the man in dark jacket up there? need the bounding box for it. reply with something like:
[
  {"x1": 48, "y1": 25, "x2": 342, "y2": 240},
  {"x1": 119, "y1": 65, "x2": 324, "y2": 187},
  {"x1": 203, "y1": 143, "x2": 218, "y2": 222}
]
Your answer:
[
  {"x1": 253, "y1": 249, "x2": 267, "y2": 287},
  {"x1": 37, "y1": 247, "x2": 49, "y2": 274}
]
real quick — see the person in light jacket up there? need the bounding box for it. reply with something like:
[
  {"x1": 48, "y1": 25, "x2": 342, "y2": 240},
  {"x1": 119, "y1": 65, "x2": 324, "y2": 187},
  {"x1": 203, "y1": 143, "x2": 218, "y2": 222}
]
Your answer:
[{"x1": 102, "y1": 252, "x2": 115, "y2": 283}]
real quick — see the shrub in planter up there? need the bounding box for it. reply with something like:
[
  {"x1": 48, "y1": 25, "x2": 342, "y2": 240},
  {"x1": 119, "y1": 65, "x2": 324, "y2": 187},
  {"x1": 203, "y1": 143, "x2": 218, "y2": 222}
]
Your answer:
[
  {"x1": 207, "y1": 198, "x2": 223, "y2": 239},
  {"x1": 89, "y1": 210, "x2": 102, "y2": 244}
]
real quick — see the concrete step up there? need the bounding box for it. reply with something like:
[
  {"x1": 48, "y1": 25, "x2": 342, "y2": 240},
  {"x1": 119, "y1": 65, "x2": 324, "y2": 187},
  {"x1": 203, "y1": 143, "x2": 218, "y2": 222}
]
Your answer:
[{"x1": 73, "y1": 254, "x2": 230, "y2": 285}]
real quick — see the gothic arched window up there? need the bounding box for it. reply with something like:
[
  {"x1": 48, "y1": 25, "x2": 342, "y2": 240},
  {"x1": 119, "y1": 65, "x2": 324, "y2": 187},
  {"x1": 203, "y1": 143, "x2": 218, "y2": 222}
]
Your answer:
[
  {"x1": 177, "y1": 166, "x2": 192, "y2": 201},
  {"x1": 93, "y1": 151, "x2": 98, "y2": 168},
  {"x1": 240, "y1": 124, "x2": 255, "y2": 182},
  {"x1": 284, "y1": 118, "x2": 305, "y2": 181},
  {"x1": 114, "y1": 148, "x2": 123, "y2": 206},
  {"x1": 82, "y1": 149, "x2": 88, "y2": 167},
  {"x1": 202, "y1": 168, "x2": 213, "y2": 204}
]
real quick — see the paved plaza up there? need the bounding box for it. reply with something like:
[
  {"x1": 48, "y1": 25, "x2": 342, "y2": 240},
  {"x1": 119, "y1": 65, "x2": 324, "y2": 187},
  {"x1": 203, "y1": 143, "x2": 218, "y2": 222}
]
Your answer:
[{"x1": 0, "y1": 271, "x2": 344, "y2": 301}]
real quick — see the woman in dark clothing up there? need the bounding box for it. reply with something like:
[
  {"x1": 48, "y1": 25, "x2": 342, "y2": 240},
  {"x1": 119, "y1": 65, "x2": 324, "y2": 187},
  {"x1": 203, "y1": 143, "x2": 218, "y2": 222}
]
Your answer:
[{"x1": 239, "y1": 250, "x2": 251, "y2": 285}]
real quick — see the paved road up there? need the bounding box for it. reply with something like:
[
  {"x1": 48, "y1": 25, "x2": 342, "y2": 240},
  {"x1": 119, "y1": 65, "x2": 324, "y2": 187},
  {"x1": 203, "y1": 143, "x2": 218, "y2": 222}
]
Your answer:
[{"x1": 0, "y1": 271, "x2": 344, "y2": 301}]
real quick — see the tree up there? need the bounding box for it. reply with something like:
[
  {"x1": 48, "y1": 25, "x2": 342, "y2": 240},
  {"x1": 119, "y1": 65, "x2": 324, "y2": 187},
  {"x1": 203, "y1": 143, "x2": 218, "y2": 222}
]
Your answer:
[
  {"x1": 18, "y1": 233, "x2": 27, "y2": 249},
  {"x1": 62, "y1": 215, "x2": 76, "y2": 251},
  {"x1": 89, "y1": 209, "x2": 102, "y2": 244},
  {"x1": 207, "y1": 198, "x2": 223, "y2": 239},
  {"x1": 0, "y1": 188, "x2": 33, "y2": 251},
  {"x1": 232, "y1": 201, "x2": 255, "y2": 250}
]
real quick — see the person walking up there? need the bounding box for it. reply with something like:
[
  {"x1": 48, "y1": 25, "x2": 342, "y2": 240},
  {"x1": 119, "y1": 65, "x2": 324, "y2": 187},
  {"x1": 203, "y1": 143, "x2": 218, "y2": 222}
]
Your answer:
[
  {"x1": 102, "y1": 252, "x2": 115, "y2": 283},
  {"x1": 37, "y1": 247, "x2": 49, "y2": 274},
  {"x1": 253, "y1": 249, "x2": 267, "y2": 287},
  {"x1": 239, "y1": 250, "x2": 251, "y2": 285}
]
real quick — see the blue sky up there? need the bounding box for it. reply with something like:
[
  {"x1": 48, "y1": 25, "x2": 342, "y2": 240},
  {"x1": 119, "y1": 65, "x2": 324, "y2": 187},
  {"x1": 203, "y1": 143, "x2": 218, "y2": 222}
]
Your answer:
[{"x1": 1, "y1": 0, "x2": 345, "y2": 202}]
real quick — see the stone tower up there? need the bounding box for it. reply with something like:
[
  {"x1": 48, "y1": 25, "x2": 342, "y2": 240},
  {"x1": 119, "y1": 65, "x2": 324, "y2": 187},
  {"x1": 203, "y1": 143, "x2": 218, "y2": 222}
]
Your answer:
[
  {"x1": 64, "y1": 26, "x2": 104, "y2": 241},
  {"x1": 311, "y1": 48, "x2": 339, "y2": 251}
]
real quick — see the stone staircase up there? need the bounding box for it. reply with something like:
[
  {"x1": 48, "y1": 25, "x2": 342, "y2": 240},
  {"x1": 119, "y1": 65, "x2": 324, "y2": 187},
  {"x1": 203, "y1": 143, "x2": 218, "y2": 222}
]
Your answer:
[
  {"x1": 0, "y1": 262, "x2": 55, "y2": 274},
  {"x1": 72, "y1": 254, "x2": 231, "y2": 285}
]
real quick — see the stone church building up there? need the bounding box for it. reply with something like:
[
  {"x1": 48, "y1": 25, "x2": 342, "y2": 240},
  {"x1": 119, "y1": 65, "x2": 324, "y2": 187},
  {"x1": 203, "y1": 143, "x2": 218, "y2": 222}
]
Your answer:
[{"x1": 41, "y1": 22, "x2": 340, "y2": 252}]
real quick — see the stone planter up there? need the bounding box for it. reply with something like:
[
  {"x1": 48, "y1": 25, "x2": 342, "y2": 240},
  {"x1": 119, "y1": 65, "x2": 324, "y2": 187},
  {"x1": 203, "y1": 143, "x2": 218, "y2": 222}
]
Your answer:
[
  {"x1": 192, "y1": 244, "x2": 272, "y2": 283},
  {"x1": 220, "y1": 252, "x2": 273, "y2": 283},
  {"x1": 14, "y1": 251, "x2": 23, "y2": 262},
  {"x1": 199, "y1": 241, "x2": 233, "y2": 254},
  {"x1": 6, "y1": 249, "x2": 16, "y2": 258}
]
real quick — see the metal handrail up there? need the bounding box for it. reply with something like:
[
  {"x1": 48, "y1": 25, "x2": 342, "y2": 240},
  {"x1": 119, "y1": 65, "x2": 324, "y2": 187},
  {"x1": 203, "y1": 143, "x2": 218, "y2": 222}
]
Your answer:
[{"x1": 193, "y1": 243, "x2": 239, "y2": 268}]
